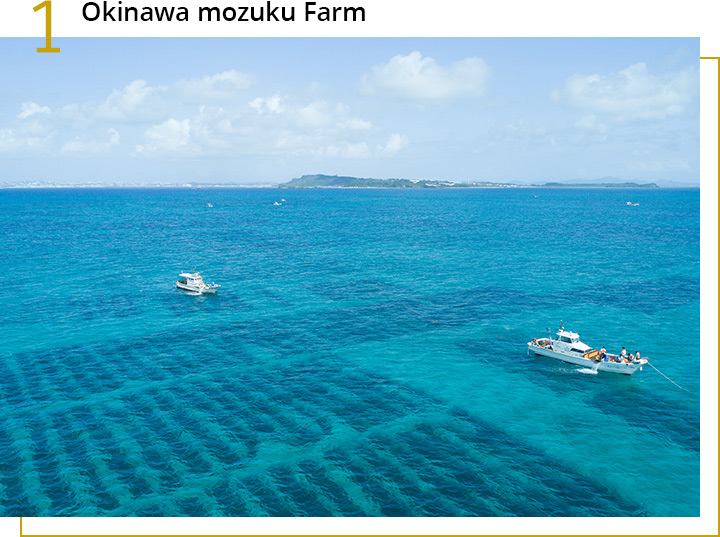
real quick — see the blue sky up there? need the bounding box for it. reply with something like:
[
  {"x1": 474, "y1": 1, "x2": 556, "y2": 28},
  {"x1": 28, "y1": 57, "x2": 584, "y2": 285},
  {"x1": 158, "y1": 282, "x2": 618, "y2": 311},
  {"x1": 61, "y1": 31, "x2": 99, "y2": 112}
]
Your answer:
[{"x1": 0, "y1": 38, "x2": 699, "y2": 185}]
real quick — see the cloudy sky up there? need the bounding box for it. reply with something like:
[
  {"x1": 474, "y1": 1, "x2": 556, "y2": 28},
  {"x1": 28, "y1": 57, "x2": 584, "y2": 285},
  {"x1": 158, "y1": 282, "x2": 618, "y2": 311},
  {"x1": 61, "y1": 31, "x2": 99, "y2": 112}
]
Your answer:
[{"x1": 0, "y1": 38, "x2": 699, "y2": 185}]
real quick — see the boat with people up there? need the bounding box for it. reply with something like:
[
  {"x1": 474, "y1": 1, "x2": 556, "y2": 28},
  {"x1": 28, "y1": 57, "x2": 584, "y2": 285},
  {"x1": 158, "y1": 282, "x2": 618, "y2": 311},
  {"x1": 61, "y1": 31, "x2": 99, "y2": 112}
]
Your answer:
[
  {"x1": 527, "y1": 324, "x2": 647, "y2": 375},
  {"x1": 176, "y1": 272, "x2": 220, "y2": 295}
]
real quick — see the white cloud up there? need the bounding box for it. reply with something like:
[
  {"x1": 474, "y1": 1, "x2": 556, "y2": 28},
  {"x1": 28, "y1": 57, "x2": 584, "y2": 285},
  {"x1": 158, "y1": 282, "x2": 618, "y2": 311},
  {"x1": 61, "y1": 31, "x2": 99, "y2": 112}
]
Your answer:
[
  {"x1": 98, "y1": 79, "x2": 168, "y2": 120},
  {"x1": 0, "y1": 113, "x2": 55, "y2": 153},
  {"x1": 0, "y1": 128, "x2": 20, "y2": 152},
  {"x1": 338, "y1": 117, "x2": 372, "y2": 131},
  {"x1": 176, "y1": 69, "x2": 255, "y2": 100},
  {"x1": 76, "y1": 70, "x2": 253, "y2": 126},
  {"x1": 18, "y1": 102, "x2": 51, "y2": 119},
  {"x1": 136, "y1": 118, "x2": 191, "y2": 155},
  {"x1": 250, "y1": 95, "x2": 283, "y2": 114},
  {"x1": 0, "y1": 101, "x2": 58, "y2": 155},
  {"x1": 559, "y1": 63, "x2": 697, "y2": 122},
  {"x1": 133, "y1": 104, "x2": 241, "y2": 157},
  {"x1": 361, "y1": 51, "x2": 490, "y2": 99},
  {"x1": 61, "y1": 128, "x2": 120, "y2": 154},
  {"x1": 309, "y1": 134, "x2": 408, "y2": 159},
  {"x1": 296, "y1": 100, "x2": 333, "y2": 128},
  {"x1": 0, "y1": 69, "x2": 397, "y2": 163},
  {"x1": 378, "y1": 133, "x2": 409, "y2": 155},
  {"x1": 74, "y1": 70, "x2": 254, "y2": 125},
  {"x1": 323, "y1": 142, "x2": 372, "y2": 159},
  {"x1": 0, "y1": 127, "x2": 53, "y2": 153},
  {"x1": 127, "y1": 91, "x2": 382, "y2": 160},
  {"x1": 288, "y1": 100, "x2": 372, "y2": 132}
]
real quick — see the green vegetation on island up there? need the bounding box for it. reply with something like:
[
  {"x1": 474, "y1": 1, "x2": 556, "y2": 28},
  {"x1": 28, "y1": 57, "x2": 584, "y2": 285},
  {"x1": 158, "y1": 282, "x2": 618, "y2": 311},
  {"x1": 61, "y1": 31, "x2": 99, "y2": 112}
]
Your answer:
[
  {"x1": 280, "y1": 174, "x2": 660, "y2": 189},
  {"x1": 280, "y1": 174, "x2": 474, "y2": 188}
]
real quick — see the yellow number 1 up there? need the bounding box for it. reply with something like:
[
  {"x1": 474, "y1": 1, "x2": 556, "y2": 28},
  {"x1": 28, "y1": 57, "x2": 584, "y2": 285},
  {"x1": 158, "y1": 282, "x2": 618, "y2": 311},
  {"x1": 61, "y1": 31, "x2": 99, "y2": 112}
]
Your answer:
[{"x1": 33, "y1": 1, "x2": 60, "y2": 53}]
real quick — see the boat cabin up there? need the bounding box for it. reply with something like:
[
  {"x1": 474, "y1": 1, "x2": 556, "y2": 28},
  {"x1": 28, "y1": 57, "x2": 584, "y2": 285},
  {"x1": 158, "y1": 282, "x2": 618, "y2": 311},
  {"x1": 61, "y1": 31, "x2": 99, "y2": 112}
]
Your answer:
[
  {"x1": 556, "y1": 330, "x2": 580, "y2": 344},
  {"x1": 553, "y1": 329, "x2": 590, "y2": 353},
  {"x1": 178, "y1": 272, "x2": 204, "y2": 286}
]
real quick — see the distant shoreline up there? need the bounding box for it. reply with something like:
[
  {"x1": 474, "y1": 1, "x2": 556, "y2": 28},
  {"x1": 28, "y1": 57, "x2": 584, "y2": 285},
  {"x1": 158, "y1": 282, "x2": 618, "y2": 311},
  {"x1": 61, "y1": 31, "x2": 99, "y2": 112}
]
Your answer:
[
  {"x1": 1, "y1": 184, "x2": 699, "y2": 190},
  {"x1": 279, "y1": 174, "x2": 665, "y2": 189},
  {"x1": 0, "y1": 173, "x2": 700, "y2": 190}
]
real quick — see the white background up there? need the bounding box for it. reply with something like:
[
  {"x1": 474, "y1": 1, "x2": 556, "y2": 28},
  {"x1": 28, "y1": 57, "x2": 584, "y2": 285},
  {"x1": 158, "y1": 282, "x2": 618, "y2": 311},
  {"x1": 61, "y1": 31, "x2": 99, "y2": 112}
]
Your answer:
[
  {"x1": 0, "y1": 0, "x2": 715, "y2": 49},
  {"x1": 1, "y1": 0, "x2": 717, "y2": 535}
]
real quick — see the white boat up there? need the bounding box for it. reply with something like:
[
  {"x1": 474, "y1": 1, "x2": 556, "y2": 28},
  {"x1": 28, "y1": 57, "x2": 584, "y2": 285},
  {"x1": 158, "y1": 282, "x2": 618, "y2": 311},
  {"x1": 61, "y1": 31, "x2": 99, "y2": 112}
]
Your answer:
[
  {"x1": 527, "y1": 325, "x2": 647, "y2": 375},
  {"x1": 176, "y1": 272, "x2": 220, "y2": 295}
]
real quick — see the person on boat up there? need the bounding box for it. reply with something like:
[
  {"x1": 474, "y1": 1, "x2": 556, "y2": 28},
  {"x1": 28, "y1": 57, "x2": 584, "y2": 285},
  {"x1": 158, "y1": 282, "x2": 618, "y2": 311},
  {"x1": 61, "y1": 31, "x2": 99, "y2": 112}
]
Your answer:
[
  {"x1": 620, "y1": 347, "x2": 627, "y2": 360},
  {"x1": 634, "y1": 351, "x2": 641, "y2": 361},
  {"x1": 598, "y1": 347, "x2": 606, "y2": 361}
]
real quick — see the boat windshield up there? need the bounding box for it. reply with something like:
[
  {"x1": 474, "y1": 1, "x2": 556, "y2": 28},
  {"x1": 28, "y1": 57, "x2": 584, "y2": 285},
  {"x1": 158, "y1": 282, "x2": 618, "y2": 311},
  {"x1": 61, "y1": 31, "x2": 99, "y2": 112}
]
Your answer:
[{"x1": 559, "y1": 334, "x2": 580, "y2": 343}]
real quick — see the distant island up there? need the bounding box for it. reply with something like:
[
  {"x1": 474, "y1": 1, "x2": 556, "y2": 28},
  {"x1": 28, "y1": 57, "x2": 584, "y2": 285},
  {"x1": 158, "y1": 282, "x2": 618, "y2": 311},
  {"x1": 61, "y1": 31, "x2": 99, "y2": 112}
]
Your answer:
[
  {"x1": 0, "y1": 175, "x2": 678, "y2": 189},
  {"x1": 279, "y1": 174, "x2": 514, "y2": 189},
  {"x1": 280, "y1": 174, "x2": 660, "y2": 189},
  {"x1": 540, "y1": 181, "x2": 660, "y2": 188}
]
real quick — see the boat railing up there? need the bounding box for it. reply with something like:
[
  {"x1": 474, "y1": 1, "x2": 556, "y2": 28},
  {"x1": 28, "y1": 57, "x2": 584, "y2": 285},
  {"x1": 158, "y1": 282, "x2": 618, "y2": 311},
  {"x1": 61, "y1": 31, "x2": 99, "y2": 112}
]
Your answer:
[
  {"x1": 599, "y1": 353, "x2": 645, "y2": 364},
  {"x1": 531, "y1": 338, "x2": 552, "y2": 349}
]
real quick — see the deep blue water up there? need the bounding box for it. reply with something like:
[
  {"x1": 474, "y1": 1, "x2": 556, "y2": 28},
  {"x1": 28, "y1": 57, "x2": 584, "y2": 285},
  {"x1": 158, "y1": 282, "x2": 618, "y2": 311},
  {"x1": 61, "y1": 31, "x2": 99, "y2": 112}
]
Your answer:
[{"x1": 0, "y1": 187, "x2": 699, "y2": 516}]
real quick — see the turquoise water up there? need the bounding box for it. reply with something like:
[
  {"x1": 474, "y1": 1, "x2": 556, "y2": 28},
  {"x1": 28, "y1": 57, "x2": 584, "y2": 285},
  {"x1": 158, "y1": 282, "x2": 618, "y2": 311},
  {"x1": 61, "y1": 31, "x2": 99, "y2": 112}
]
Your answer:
[{"x1": 0, "y1": 187, "x2": 699, "y2": 516}]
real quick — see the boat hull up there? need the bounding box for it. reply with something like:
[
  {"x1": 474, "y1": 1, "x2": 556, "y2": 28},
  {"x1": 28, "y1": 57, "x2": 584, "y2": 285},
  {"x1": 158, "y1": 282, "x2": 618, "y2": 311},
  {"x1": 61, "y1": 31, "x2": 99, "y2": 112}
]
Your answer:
[
  {"x1": 176, "y1": 282, "x2": 218, "y2": 294},
  {"x1": 527, "y1": 343, "x2": 644, "y2": 375}
]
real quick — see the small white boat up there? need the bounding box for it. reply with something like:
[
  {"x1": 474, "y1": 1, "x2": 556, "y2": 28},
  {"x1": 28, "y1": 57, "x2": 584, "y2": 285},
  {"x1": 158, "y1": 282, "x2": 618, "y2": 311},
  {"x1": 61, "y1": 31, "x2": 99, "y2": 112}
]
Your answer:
[
  {"x1": 206, "y1": 203, "x2": 213, "y2": 208},
  {"x1": 176, "y1": 272, "x2": 220, "y2": 295},
  {"x1": 527, "y1": 325, "x2": 647, "y2": 375}
]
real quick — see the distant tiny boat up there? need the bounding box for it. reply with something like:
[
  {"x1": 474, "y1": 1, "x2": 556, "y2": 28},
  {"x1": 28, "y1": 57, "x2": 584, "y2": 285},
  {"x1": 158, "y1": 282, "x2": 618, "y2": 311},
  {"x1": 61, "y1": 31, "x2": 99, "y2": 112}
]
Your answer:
[
  {"x1": 274, "y1": 201, "x2": 282, "y2": 206},
  {"x1": 176, "y1": 272, "x2": 220, "y2": 295},
  {"x1": 206, "y1": 203, "x2": 213, "y2": 208},
  {"x1": 281, "y1": 198, "x2": 286, "y2": 202},
  {"x1": 527, "y1": 324, "x2": 647, "y2": 375},
  {"x1": 626, "y1": 202, "x2": 639, "y2": 206}
]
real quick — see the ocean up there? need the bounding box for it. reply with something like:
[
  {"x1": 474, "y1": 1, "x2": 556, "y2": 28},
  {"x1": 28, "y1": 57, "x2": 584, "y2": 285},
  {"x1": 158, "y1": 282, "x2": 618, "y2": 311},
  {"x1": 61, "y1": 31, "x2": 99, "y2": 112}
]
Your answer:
[{"x1": 0, "y1": 186, "x2": 700, "y2": 517}]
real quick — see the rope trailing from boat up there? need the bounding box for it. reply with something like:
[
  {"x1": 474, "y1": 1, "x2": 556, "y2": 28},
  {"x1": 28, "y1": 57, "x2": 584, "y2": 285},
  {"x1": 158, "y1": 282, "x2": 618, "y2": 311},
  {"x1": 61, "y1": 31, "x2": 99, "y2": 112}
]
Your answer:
[{"x1": 646, "y1": 361, "x2": 689, "y2": 392}]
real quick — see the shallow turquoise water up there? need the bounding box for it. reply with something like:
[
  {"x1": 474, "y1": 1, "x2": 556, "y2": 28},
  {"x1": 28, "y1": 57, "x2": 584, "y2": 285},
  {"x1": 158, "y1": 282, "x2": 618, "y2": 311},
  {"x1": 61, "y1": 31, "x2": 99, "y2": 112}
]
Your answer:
[{"x1": 0, "y1": 187, "x2": 699, "y2": 516}]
